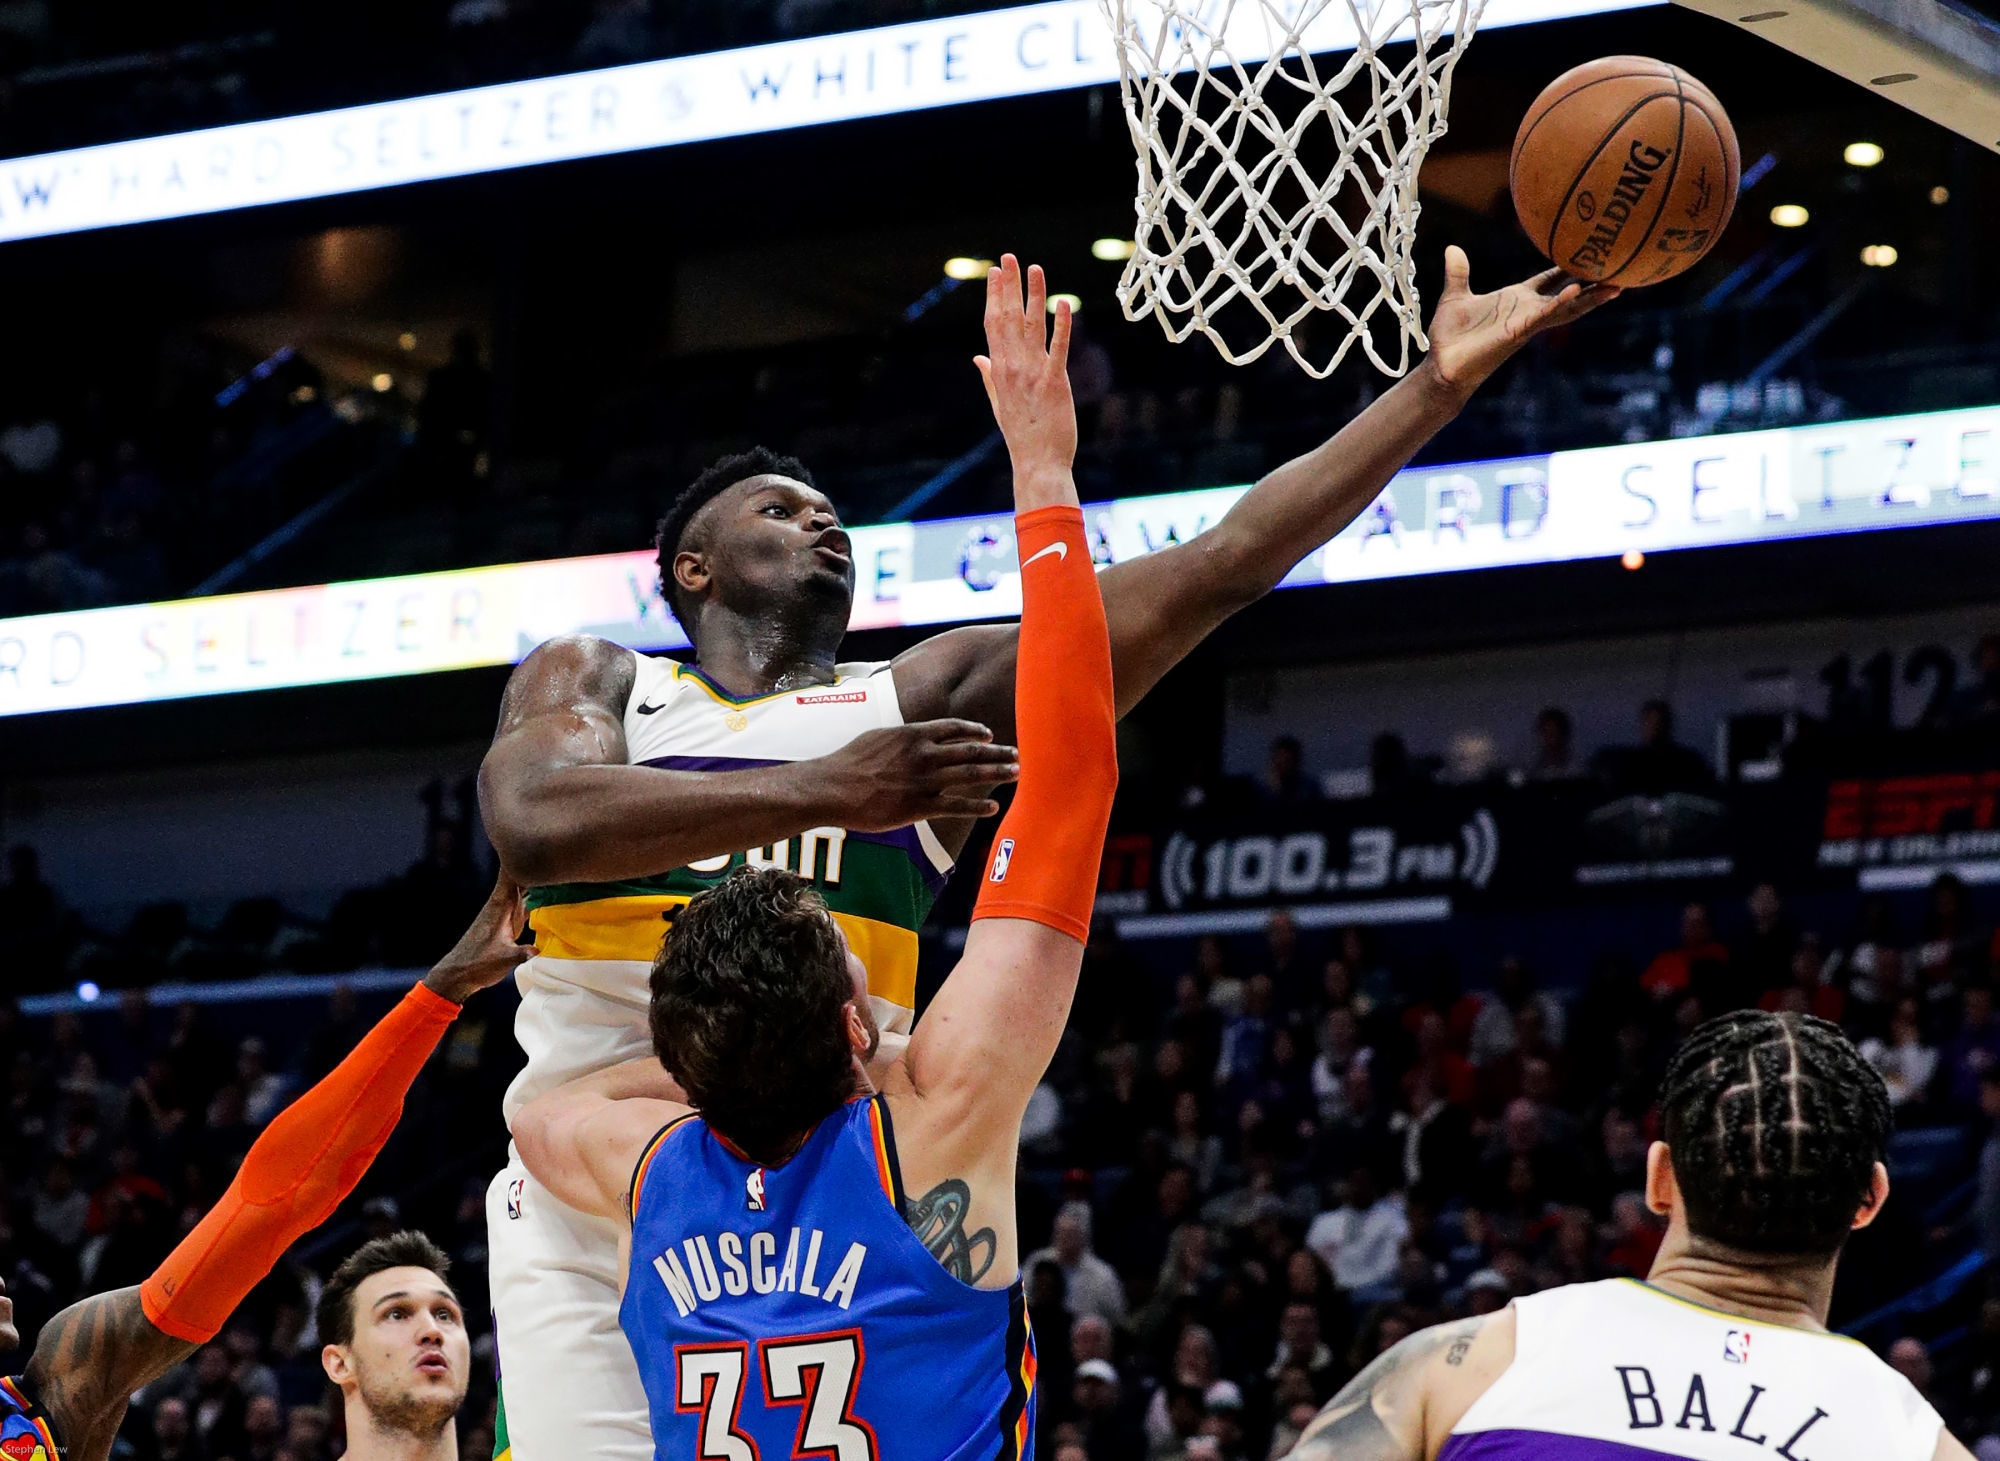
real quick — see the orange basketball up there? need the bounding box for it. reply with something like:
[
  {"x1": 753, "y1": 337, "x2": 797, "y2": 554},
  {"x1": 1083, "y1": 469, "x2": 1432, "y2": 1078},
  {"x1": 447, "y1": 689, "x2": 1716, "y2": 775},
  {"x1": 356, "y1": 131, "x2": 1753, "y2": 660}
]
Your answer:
[{"x1": 1509, "y1": 56, "x2": 1740, "y2": 288}]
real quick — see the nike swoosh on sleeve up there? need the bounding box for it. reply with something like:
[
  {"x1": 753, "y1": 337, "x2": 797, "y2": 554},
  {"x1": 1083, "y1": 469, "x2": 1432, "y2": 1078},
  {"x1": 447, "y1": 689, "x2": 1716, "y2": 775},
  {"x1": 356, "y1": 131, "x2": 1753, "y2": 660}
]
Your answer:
[{"x1": 1021, "y1": 539, "x2": 1069, "y2": 568}]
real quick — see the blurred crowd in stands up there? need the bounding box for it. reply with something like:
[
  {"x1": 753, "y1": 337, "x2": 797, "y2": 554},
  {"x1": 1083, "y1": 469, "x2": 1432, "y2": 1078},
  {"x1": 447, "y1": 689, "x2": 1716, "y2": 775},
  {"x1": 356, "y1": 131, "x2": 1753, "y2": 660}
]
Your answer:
[
  {"x1": 7, "y1": 789, "x2": 2000, "y2": 1461},
  {"x1": 0, "y1": 340, "x2": 387, "y2": 616}
]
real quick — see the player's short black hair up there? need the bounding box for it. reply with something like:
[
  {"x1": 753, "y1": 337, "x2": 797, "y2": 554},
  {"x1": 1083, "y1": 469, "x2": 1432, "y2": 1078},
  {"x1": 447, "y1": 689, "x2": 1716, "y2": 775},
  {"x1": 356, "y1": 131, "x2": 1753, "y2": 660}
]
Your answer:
[
  {"x1": 316, "y1": 1230, "x2": 453, "y2": 1349},
  {"x1": 1659, "y1": 1011, "x2": 1891, "y2": 1256},
  {"x1": 653, "y1": 447, "x2": 817, "y2": 642},
  {"x1": 650, "y1": 867, "x2": 861, "y2": 1166}
]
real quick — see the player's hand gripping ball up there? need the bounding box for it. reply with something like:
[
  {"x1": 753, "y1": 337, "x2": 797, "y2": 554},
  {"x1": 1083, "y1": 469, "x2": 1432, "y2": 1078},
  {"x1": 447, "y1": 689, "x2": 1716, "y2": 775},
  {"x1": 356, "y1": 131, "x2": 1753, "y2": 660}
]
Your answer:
[{"x1": 1510, "y1": 56, "x2": 1739, "y2": 287}]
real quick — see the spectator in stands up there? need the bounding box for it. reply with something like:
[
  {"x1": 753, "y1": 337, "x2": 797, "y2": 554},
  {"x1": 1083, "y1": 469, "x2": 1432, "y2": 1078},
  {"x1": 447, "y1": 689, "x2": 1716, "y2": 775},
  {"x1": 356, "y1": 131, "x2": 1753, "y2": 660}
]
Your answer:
[
  {"x1": 1073, "y1": 1358, "x2": 1143, "y2": 1461},
  {"x1": 1259, "y1": 911, "x2": 1315, "y2": 1020},
  {"x1": 1862, "y1": 998, "x2": 1940, "y2": 1119},
  {"x1": 1524, "y1": 706, "x2": 1578, "y2": 780},
  {"x1": 1758, "y1": 938, "x2": 1846, "y2": 1025},
  {"x1": 1466, "y1": 957, "x2": 1565, "y2": 1068},
  {"x1": 1260, "y1": 736, "x2": 1321, "y2": 806},
  {"x1": 1596, "y1": 698, "x2": 1713, "y2": 793},
  {"x1": 1889, "y1": 1337, "x2": 1959, "y2": 1436},
  {"x1": 1368, "y1": 733, "x2": 1427, "y2": 799},
  {"x1": 1144, "y1": 1327, "x2": 1221, "y2": 1457},
  {"x1": 1943, "y1": 984, "x2": 2000, "y2": 1113},
  {"x1": 1215, "y1": 975, "x2": 1276, "y2": 1112},
  {"x1": 416, "y1": 331, "x2": 492, "y2": 502},
  {"x1": 1303, "y1": 1165, "x2": 1406, "y2": 1299},
  {"x1": 140, "y1": 1395, "x2": 204, "y2": 1461},
  {"x1": 236, "y1": 1037, "x2": 294, "y2": 1128},
  {"x1": 1308, "y1": 1008, "x2": 1369, "y2": 1124},
  {"x1": 1952, "y1": 633, "x2": 2000, "y2": 727},
  {"x1": 1263, "y1": 1301, "x2": 1340, "y2": 1401},
  {"x1": 1733, "y1": 882, "x2": 1799, "y2": 1000},
  {"x1": 1919, "y1": 873, "x2": 1986, "y2": 982},
  {"x1": 1640, "y1": 902, "x2": 1730, "y2": 1002},
  {"x1": 1025, "y1": 1203, "x2": 1128, "y2": 1328},
  {"x1": 1978, "y1": 1071, "x2": 2000, "y2": 1276},
  {"x1": 2, "y1": 845, "x2": 67, "y2": 988}
]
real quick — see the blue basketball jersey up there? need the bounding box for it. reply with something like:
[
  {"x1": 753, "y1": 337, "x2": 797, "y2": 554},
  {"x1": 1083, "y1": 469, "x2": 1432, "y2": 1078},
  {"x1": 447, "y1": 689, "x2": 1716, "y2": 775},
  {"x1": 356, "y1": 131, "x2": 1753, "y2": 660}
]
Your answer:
[
  {"x1": 0, "y1": 1377, "x2": 62, "y2": 1461},
  {"x1": 621, "y1": 1095, "x2": 1036, "y2": 1461}
]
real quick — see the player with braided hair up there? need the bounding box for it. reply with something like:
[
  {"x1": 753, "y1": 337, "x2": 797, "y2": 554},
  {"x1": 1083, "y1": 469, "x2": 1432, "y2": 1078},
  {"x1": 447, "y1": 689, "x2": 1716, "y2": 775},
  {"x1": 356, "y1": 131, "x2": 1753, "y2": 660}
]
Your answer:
[
  {"x1": 1657, "y1": 1010, "x2": 1895, "y2": 1257},
  {"x1": 1275, "y1": 1009, "x2": 1972, "y2": 1461}
]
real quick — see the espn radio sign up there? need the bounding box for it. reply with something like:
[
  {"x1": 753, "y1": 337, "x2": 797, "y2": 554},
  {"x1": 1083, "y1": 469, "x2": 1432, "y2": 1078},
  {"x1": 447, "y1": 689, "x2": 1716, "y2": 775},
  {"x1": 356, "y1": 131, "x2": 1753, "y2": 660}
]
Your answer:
[{"x1": 1818, "y1": 772, "x2": 2000, "y2": 872}]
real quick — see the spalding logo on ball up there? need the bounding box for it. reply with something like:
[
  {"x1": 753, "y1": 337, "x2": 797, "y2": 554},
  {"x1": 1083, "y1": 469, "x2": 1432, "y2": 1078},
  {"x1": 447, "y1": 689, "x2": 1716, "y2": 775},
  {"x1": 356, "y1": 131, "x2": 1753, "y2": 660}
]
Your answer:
[{"x1": 1510, "y1": 56, "x2": 1740, "y2": 287}]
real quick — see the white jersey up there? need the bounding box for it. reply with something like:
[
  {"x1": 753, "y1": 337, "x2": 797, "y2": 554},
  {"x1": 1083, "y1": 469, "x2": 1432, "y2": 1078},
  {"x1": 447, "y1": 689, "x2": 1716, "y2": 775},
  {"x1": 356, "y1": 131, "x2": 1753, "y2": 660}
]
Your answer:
[
  {"x1": 501, "y1": 649, "x2": 951, "y2": 1124},
  {"x1": 1445, "y1": 1279, "x2": 1944, "y2": 1461}
]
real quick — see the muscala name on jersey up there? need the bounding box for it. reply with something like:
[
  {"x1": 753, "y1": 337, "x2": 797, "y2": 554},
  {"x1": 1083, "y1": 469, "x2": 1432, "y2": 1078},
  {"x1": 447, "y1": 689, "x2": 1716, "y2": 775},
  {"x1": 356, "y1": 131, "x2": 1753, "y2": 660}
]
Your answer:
[
  {"x1": 648, "y1": 1226, "x2": 867, "y2": 1318},
  {"x1": 1615, "y1": 1363, "x2": 1832, "y2": 1459},
  {"x1": 685, "y1": 828, "x2": 848, "y2": 883}
]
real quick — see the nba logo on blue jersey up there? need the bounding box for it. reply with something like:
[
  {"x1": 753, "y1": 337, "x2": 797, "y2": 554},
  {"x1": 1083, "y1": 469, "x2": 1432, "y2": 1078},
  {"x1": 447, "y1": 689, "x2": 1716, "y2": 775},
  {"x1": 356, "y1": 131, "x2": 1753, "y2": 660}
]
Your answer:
[
  {"x1": 746, "y1": 1168, "x2": 767, "y2": 1211},
  {"x1": 991, "y1": 838, "x2": 1015, "y2": 882},
  {"x1": 1723, "y1": 1330, "x2": 1751, "y2": 1364},
  {"x1": 506, "y1": 1178, "x2": 526, "y2": 1220}
]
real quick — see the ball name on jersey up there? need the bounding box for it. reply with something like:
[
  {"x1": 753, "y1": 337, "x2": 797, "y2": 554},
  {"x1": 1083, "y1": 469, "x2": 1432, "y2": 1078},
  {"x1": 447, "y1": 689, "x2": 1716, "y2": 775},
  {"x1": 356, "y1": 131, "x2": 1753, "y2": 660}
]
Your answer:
[
  {"x1": 648, "y1": 1225, "x2": 867, "y2": 1318},
  {"x1": 1615, "y1": 1364, "x2": 1830, "y2": 1459}
]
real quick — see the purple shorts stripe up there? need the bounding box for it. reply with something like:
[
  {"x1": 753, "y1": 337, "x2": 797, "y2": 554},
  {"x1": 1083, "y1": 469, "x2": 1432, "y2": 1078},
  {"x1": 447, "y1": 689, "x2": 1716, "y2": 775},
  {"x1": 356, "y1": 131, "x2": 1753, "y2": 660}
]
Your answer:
[{"x1": 1441, "y1": 1430, "x2": 1692, "y2": 1461}]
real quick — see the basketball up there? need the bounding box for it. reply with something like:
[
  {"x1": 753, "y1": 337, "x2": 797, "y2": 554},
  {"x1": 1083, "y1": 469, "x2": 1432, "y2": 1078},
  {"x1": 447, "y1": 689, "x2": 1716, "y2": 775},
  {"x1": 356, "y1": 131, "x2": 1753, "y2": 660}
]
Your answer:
[{"x1": 1510, "y1": 56, "x2": 1740, "y2": 288}]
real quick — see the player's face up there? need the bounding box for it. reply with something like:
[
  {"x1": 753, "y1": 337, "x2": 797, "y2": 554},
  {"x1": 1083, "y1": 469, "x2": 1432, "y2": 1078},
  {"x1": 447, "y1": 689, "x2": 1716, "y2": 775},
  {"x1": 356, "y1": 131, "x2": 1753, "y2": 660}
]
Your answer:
[
  {"x1": 691, "y1": 476, "x2": 853, "y2": 617},
  {"x1": 0, "y1": 1274, "x2": 17, "y2": 1352},
  {"x1": 333, "y1": 1268, "x2": 470, "y2": 1434}
]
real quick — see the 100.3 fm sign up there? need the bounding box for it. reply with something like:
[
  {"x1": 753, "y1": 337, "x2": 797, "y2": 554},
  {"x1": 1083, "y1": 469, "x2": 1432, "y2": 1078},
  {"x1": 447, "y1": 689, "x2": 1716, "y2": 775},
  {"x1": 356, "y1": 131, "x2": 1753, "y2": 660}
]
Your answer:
[{"x1": 1094, "y1": 781, "x2": 1843, "y2": 931}]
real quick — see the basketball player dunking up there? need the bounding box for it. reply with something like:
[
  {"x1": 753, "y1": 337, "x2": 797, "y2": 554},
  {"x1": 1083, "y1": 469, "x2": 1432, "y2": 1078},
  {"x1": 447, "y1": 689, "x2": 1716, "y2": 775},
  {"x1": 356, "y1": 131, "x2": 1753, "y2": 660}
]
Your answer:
[
  {"x1": 477, "y1": 250, "x2": 1619, "y2": 1461},
  {"x1": 1282, "y1": 1010, "x2": 1972, "y2": 1461},
  {"x1": 511, "y1": 273, "x2": 1117, "y2": 1461}
]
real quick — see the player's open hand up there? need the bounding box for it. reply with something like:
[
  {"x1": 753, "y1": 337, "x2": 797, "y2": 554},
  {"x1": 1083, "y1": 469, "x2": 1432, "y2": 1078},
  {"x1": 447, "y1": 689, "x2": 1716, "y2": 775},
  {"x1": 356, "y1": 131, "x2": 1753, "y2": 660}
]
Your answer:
[
  {"x1": 976, "y1": 254, "x2": 1079, "y2": 509},
  {"x1": 824, "y1": 720, "x2": 1020, "y2": 830},
  {"x1": 423, "y1": 875, "x2": 537, "y2": 1004},
  {"x1": 1423, "y1": 245, "x2": 1620, "y2": 404}
]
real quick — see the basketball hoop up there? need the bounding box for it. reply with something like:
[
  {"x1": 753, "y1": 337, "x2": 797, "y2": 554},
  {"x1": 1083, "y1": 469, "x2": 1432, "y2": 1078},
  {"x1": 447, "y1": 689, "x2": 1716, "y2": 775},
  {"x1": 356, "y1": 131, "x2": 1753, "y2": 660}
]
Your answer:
[{"x1": 1100, "y1": 0, "x2": 1486, "y2": 378}]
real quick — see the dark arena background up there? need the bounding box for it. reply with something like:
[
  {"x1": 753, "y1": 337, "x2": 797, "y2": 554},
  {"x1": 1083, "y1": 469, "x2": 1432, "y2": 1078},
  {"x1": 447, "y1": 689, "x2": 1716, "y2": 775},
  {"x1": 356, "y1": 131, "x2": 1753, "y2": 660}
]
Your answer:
[{"x1": 3, "y1": 0, "x2": 2000, "y2": 1458}]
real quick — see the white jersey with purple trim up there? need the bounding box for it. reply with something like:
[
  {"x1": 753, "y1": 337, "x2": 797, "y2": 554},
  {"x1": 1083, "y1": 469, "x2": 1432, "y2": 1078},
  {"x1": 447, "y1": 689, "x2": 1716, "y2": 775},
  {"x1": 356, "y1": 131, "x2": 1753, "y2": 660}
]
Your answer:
[{"x1": 1443, "y1": 1279, "x2": 1943, "y2": 1461}]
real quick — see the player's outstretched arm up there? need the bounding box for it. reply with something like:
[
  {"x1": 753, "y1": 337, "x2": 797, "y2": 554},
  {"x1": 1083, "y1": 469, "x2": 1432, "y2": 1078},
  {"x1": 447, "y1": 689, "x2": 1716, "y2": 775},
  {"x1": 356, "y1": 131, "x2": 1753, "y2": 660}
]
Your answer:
[
  {"x1": 889, "y1": 267, "x2": 1116, "y2": 1280},
  {"x1": 897, "y1": 251, "x2": 1617, "y2": 733},
  {"x1": 1285, "y1": 1309, "x2": 1513, "y2": 1461},
  {"x1": 21, "y1": 880, "x2": 534, "y2": 1461},
  {"x1": 512, "y1": 1059, "x2": 690, "y2": 1220},
  {"x1": 480, "y1": 635, "x2": 1017, "y2": 885}
]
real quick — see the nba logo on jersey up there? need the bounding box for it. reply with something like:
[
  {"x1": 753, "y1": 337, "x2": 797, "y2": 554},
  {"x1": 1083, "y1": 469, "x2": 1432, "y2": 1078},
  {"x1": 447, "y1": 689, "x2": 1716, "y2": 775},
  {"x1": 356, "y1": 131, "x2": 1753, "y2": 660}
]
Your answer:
[
  {"x1": 1723, "y1": 1329, "x2": 1751, "y2": 1364},
  {"x1": 746, "y1": 1168, "x2": 767, "y2": 1211},
  {"x1": 506, "y1": 1177, "x2": 527, "y2": 1220},
  {"x1": 991, "y1": 838, "x2": 1015, "y2": 882}
]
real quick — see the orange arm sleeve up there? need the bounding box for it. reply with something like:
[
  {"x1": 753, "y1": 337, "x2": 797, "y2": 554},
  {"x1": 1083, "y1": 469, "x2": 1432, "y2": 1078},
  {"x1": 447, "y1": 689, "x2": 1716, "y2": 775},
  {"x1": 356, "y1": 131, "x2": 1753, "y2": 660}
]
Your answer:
[
  {"x1": 139, "y1": 982, "x2": 460, "y2": 1343},
  {"x1": 971, "y1": 504, "x2": 1117, "y2": 941}
]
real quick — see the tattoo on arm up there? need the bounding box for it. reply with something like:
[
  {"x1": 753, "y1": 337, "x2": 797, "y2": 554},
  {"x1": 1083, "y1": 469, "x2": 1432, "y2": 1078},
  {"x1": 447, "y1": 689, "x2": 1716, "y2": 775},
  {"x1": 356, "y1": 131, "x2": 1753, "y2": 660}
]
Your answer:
[
  {"x1": 25, "y1": 1287, "x2": 198, "y2": 1458},
  {"x1": 901, "y1": 1178, "x2": 997, "y2": 1284},
  {"x1": 1289, "y1": 1317, "x2": 1486, "y2": 1461}
]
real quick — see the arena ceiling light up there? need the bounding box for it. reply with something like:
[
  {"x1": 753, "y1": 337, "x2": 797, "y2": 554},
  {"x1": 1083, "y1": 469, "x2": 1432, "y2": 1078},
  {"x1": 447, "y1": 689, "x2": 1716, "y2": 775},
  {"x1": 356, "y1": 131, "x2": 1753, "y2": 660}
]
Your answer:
[
  {"x1": 1091, "y1": 238, "x2": 1137, "y2": 261},
  {"x1": 1843, "y1": 140, "x2": 1884, "y2": 165},
  {"x1": 1860, "y1": 243, "x2": 1899, "y2": 266},
  {"x1": 943, "y1": 257, "x2": 994, "y2": 280},
  {"x1": 1770, "y1": 203, "x2": 1811, "y2": 226},
  {"x1": 0, "y1": 0, "x2": 1662, "y2": 245},
  {"x1": 1046, "y1": 291, "x2": 1082, "y2": 313}
]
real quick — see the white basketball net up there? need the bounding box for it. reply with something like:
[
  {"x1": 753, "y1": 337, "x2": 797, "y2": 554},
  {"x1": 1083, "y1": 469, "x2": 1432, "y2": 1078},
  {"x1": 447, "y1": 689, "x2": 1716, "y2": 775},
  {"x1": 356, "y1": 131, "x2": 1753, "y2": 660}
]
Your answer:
[{"x1": 1101, "y1": 0, "x2": 1486, "y2": 377}]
